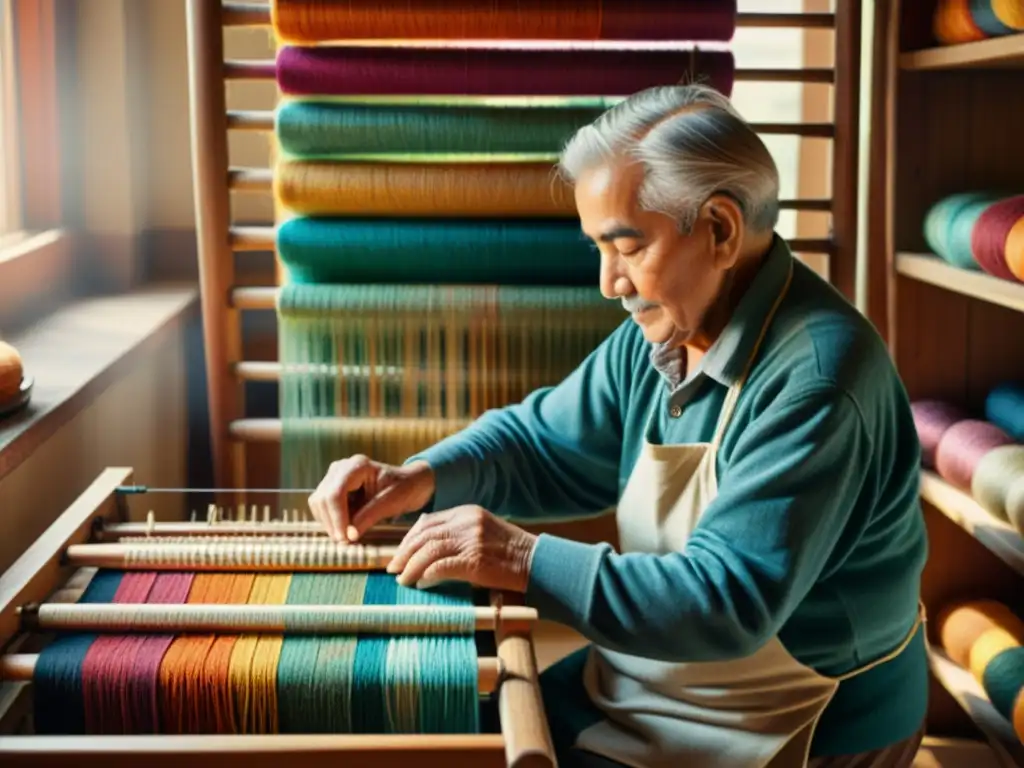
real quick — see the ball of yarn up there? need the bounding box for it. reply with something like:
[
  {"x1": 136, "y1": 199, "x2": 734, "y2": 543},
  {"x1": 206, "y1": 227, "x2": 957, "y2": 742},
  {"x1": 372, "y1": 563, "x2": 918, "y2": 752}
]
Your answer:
[
  {"x1": 986, "y1": 383, "x2": 1024, "y2": 441},
  {"x1": 969, "y1": 625, "x2": 1022, "y2": 680},
  {"x1": 937, "y1": 600, "x2": 1024, "y2": 667},
  {"x1": 971, "y1": 195, "x2": 1024, "y2": 282},
  {"x1": 971, "y1": 444, "x2": 1024, "y2": 520},
  {"x1": 934, "y1": 0, "x2": 988, "y2": 43},
  {"x1": 1005, "y1": 215, "x2": 1024, "y2": 281},
  {"x1": 970, "y1": 0, "x2": 1018, "y2": 36},
  {"x1": 1015, "y1": 683, "x2": 1024, "y2": 742},
  {"x1": 1007, "y1": 475, "x2": 1024, "y2": 534},
  {"x1": 948, "y1": 197, "x2": 1002, "y2": 269},
  {"x1": 980, "y1": 646, "x2": 1024, "y2": 724},
  {"x1": 924, "y1": 193, "x2": 991, "y2": 259},
  {"x1": 0, "y1": 340, "x2": 23, "y2": 401},
  {"x1": 911, "y1": 400, "x2": 968, "y2": 468},
  {"x1": 993, "y1": 0, "x2": 1024, "y2": 29},
  {"x1": 935, "y1": 419, "x2": 1013, "y2": 490}
]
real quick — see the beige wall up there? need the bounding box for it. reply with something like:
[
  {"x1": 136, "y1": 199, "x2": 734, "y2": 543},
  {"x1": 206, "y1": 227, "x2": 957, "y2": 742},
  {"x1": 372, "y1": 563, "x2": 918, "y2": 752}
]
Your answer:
[{"x1": 0, "y1": 328, "x2": 190, "y2": 574}]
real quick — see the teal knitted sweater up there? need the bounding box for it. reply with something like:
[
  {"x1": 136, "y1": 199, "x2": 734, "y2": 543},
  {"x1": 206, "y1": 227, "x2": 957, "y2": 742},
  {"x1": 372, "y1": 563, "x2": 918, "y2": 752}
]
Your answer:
[{"x1": 410, "y1": 237, "x2": 928, "y2": 756}]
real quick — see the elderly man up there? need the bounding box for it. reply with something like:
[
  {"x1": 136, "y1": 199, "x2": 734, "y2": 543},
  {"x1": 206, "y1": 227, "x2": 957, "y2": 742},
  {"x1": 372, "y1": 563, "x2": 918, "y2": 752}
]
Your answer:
[{"x1": 308, "y1": 85, "x2": 928, "y2": 768}]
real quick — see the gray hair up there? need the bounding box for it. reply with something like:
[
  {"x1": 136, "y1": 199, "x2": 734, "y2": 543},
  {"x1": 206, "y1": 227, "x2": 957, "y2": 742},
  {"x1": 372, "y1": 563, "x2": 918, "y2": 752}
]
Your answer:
[{"x1": 558, "y1": 85, "x2": 780, "y2": 233}]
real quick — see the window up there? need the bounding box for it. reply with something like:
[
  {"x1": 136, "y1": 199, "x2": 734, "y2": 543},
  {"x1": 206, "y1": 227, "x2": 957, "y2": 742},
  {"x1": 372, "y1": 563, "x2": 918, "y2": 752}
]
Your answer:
[{"x1": 0, "y1": 0, "x2": 72, "y2": 332}]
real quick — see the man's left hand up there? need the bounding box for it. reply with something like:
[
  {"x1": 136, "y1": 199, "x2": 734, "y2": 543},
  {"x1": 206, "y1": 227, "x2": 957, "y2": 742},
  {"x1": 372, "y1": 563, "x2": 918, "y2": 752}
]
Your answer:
[{"x1": 386, "y1": 505, "x2": 538, "y2": 593}]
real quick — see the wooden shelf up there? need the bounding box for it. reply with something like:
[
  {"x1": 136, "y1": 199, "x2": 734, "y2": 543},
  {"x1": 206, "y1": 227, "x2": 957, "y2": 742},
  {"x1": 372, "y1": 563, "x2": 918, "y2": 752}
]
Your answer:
[
  {"x1": 895, "y1": 253, "x2": 1024, "y2": 315},
  {"x1": 928, "y1": 649, "x2": 1024, "y2": 767},
  {"x1": 920, "y1": 470, "x2": 1024, "y2": 577},
  {"x1": 900, "y1": 34, "x2": 1024, "y2": 70}
]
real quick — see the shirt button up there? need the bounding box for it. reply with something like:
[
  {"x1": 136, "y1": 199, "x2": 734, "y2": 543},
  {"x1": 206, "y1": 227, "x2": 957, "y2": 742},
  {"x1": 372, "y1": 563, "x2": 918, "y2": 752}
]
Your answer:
[{"x1": 669, "y1": 404, "x2": 682, "y2": 418}]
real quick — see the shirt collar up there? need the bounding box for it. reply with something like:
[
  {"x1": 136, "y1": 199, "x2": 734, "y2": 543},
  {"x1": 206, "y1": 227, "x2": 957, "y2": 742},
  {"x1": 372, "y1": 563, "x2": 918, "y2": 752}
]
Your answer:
[{"x1": 649, "y1": 234, "x2": 793, "y2": 390}]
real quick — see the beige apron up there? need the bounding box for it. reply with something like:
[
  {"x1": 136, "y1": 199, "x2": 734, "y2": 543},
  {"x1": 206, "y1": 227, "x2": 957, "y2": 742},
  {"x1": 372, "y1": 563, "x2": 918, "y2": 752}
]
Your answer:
[{"x1": 575, "y1": 262, "x2": 924, "y2": 768}]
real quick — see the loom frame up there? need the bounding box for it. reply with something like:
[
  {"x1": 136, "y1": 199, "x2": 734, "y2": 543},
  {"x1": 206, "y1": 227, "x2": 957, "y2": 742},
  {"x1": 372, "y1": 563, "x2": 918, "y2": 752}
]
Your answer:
[
  {"x1": 186, "y1": 0, "x2": 865, "y2": 500},
  {"x1": 0, "y1": 467, "x2": 557, "y2": 768}
]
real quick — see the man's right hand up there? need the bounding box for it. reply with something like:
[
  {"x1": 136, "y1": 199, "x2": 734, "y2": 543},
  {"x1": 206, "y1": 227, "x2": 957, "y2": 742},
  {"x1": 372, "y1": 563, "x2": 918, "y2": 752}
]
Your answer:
[{"x1": 307, "y1": 456, "x2": 436, "y2": 543}]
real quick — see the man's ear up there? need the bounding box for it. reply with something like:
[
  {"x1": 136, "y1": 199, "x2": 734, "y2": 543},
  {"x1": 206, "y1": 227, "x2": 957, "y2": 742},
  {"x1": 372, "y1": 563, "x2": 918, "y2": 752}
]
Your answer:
[{"x1": 700, "y1": 195, "x2": 743, "y2": 267}]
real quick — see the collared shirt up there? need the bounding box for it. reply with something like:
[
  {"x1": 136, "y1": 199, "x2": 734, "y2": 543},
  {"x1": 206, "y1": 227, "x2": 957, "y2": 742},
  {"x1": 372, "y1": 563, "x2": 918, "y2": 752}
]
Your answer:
[{"x1": 410, "y1": 235, "x2": 928, "y2": 757}]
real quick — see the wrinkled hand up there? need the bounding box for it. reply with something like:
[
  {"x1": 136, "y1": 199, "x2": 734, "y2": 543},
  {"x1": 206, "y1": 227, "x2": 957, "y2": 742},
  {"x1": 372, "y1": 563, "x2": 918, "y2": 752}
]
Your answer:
[
  {"x1": 308, "y1": 455, "x2": 435, "y2": 542},
  {"x1": 387, "y1": 505, "x2": 538, "y2": 593}
]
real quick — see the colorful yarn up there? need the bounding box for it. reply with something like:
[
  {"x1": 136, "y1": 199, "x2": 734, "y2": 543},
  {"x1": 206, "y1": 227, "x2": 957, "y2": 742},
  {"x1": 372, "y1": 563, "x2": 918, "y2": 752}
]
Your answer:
[
  {"x1": 938, "y1": 600, "x2": 1024, "y2": 741},
  {"x1": 275, "y1": 101, "x2": 608, "y2": 158},
  {"x1": 1006, "y1": 216, "x2": 1024, "y2": 281},
  {"x1": 934, "y1": 418, "x2": 1014, "y2": 490},
  {"x1": 33, "y1": 571, "x2": 479, "y2": 735},
  {"x1": 1007, "y1": 476, "x2": 1024, "y2": 534},
  {"x1": 934, "y1": 0, "x2": 988, "y2": 43},
  {"x1": 276, "y1": 46, "x2": 735, "y2": 98},
  {"x1": 937, "y1": 600, "x2": 1024, "y2": 668},
  {"x1": 971, "y1": 195, "x2": 1024, "y2": 282},
  {"x1": 971, "y1": 444, "x2": 1024, "y2": 521},
  {"x1": 923, "y1": 192, "x2": 995, "y2": 267},
  {"x1": 986, "y1": 383, "x2": 1024, "y2": 441},
  {"x1": 993, "y1": 0, "x2": 1024, "y2": 29},
  {"x1": 911, "y1": 399, "x2": 968, "y2": 468},
  {"x1": 275, "y1": 161, "x2": 575, "y2": 218},
  {"x1": 969, "y1": 0, "x2": 1019, "y2": 36},
  {"x1": 269, "y1": 0, "x2": 737, "y2": 44},
  {"x1": 277, "y1": 218, "x2": 599, "y2": 285}
]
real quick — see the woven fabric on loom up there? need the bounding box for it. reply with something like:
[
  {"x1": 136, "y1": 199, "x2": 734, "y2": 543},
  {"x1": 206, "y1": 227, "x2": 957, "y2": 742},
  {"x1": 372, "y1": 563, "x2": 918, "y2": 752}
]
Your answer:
[
  {"x1": 33, "y1": 571, "x2": 480, "y2": 735},
  {"x1": 268, "y1": 3, "x2": 738, "y2": 494}
]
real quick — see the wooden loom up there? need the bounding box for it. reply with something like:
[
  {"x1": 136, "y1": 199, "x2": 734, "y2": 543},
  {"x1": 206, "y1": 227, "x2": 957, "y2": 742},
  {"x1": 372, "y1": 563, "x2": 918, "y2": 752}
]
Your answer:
[
  {"x1": 188, "y1": 0, "x2": 866, "y2": 498},
  {"x1": 0, "y1": 467, "x2": 555, "y2": 767}
]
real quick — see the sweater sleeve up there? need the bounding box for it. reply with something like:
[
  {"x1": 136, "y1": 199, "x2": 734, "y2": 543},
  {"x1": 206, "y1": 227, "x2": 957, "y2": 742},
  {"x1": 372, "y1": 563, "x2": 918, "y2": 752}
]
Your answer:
[
  {"x1": 525, "y1": 384, "x2": 875, "y2": 661},
  {"x1": 405, "y1": 320, "x2": 636, "y2": 521}
]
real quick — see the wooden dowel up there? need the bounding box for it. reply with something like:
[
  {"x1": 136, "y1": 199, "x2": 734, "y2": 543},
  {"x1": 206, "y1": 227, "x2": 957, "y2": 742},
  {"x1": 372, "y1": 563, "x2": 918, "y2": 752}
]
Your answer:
[
  {"x1": 20, "y1": 603, "x2": 537, "y2": 635},
  {"x1": 224, "y1": 60, "x2": 276, "y2": 80},
  {"x1": 98, "y1": 521, "x2": 410, "y2": 540},
  {"x1": 185, "y1": 0, "x2": 242, "y2": 497},
  {"x1": 221, "y1": 62, "x2": 833, "y2": 85},
  {"x1": 493, "y1": 594, "x2": 556, "y2": 768},
  {"x1": 228, "y1": 110, "x2": 274, "y2": 131},
  {"x1": 64, "y1": 542, "x2": 400, "y2": 572},
  {"x1": 0, "y1": 653, "x2": 503, "y2": 693},
  {"x1": 229, "y1": 225, "x2": 275, "y2": 251},
  {"x1": 234, "y1": 361, "x2": 404, "y2": 383},
  {"x1": 222, "y1": 2, "x2": 269, "y2": 27},
  {"x1": 228, "y1": 168, "x2": 272, "y2": 191},
  {"x1": 737, "y1": 12, "x2": 834, "y2": 28},
  {"x1": 217, "y1": 7, "x2": 835, "y2": 30},
  {"x1": 228, "y1": 417, "x2": 473, "y2": 443}
]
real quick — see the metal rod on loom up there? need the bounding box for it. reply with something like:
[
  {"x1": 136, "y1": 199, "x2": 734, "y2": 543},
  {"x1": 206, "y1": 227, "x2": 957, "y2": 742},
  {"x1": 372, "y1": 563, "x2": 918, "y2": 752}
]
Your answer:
[
  {"x1": 64, "y1": 542, "x2": 401, "y2": 571},
  {"x1": 0, "y1": 654, "x2": 504, "y2": 694},
  {"x1": 117, "y1": 485, "x2": 319, "y2": 494},
  {"x1": 17, "y1": 603, "x2": 538, "y2": 635}
]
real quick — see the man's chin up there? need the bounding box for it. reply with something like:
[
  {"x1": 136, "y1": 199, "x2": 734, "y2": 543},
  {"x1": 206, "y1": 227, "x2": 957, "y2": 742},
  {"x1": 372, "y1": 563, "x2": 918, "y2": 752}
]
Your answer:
[{"x1": 632, "y1": 313, "x2": 676, "y2": 345}]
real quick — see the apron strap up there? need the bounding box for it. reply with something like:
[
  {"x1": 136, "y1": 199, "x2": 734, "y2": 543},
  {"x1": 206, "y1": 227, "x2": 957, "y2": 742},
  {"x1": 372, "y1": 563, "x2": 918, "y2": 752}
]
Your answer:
[{"x1": 711, "y1": 259, "x2": 795, "y2": 449}]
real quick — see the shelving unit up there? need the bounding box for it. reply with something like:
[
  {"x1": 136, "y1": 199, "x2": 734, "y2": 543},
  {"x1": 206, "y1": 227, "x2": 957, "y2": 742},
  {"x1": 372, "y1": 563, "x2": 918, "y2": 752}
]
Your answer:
[{"x1": 872, "y1": 2, "x2": 1024, "y2": 762}]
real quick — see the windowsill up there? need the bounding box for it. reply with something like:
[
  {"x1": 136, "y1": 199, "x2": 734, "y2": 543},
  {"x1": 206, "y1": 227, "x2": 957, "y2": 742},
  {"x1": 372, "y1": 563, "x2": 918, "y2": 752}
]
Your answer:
[{"x1": 0, "y1": 282, "x2": 200, "y2": 484}]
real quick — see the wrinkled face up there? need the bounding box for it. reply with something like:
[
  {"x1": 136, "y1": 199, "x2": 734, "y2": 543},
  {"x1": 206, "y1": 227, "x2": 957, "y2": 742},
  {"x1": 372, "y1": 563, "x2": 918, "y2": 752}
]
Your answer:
[{"x1": 575, "y1": 159, "x2": 742, "y2": 347}]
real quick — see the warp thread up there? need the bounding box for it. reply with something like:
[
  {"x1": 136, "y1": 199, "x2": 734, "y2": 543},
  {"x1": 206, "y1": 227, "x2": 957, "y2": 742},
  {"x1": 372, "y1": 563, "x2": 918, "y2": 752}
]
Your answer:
[
  {"x1": 269, "y1": 0, "x2": 738, "y2": 44},
  {"x1": 936, "y1": 600, "x2": 1024, "y2": 741},
  {"x1": 275, "y1": 46, "x2": 736, "y2": 98},
  {"x1": 34, "y1": 571, "x2": 479, "y2": 735},
  {"x1": 923, "y1": 192, "x2": 1024, "y2": 282}
]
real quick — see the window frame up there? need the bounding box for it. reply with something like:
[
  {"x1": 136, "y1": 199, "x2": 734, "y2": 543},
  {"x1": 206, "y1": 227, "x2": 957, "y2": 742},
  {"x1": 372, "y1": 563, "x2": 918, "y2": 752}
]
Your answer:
[{"x1": 0, "y1": 0, "x2": 74, "y2": 333}]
